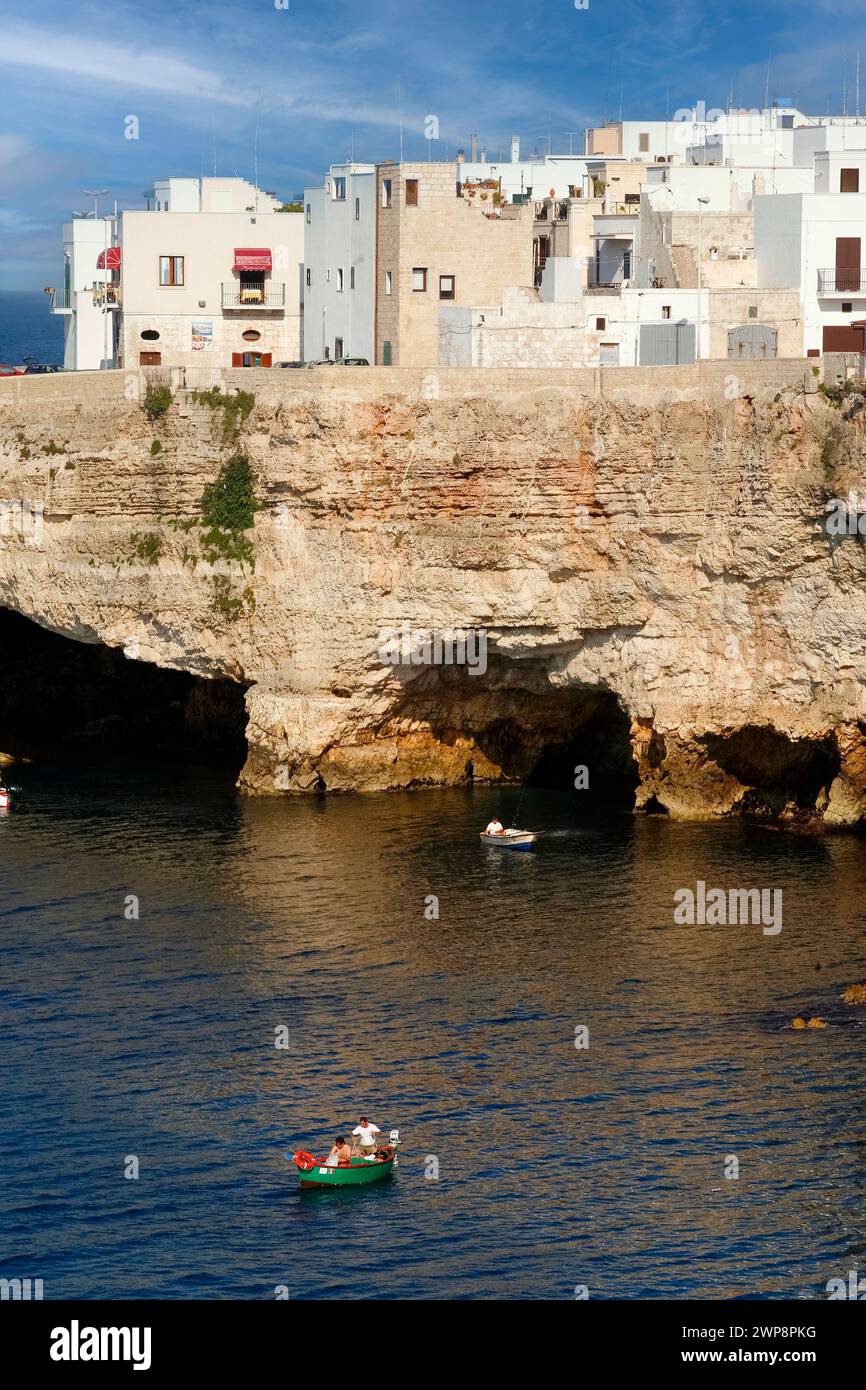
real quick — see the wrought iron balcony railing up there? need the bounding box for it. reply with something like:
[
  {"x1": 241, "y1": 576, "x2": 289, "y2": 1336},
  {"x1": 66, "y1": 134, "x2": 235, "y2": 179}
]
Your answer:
[
  {"x1": 222, "y1": 282, "x2": 286, "y2": 309},
  {"x1": 817, "y1": 268, "x2": 866, "y2": 294}
]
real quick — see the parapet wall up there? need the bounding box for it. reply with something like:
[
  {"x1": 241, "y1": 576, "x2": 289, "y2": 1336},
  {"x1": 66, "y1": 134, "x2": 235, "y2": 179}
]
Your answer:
[{"x1": 0, "y1": 358, "x2": 816, "y2": 411}]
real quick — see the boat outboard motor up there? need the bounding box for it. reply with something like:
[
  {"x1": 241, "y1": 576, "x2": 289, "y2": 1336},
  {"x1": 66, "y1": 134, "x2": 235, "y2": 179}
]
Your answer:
[{"x1": 389, "y1": 1129, "x2": 400, "y2": 1146}]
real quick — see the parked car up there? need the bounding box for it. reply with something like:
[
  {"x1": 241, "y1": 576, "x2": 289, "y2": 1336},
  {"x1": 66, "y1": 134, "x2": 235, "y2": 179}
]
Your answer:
[
  {"x1": 334, "y1": 357, "x2": 371, "y2": 366},
  {"x1": 23, "y1": 363, "x2": 62, "y2": 374},
  {"x1": 276, "y1": 360, "x2": 305, "y2": 369},
  {"x1": 305, "y1": 359, "x2": 335, "y2": 368},
  {"x1": 0, "y1": 363, "x2": 25, "y2": 376}
]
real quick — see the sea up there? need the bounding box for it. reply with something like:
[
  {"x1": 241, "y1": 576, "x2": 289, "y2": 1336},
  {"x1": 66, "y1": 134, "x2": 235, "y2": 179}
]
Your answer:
[
  {"x1": 0, "y1": 290, "x2": 65, "y2": 368},
  {"x1": 1, "y1": 756, "x2": 865, "y2": 1299}
]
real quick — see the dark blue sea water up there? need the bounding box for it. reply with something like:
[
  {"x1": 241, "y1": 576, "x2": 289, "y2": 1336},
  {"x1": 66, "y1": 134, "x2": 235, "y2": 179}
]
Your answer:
[
  {"x1": 0, "y1": 291, "x2": 64, "y2": 367},
  {"x1": 1, "y1": 758, "x2": 866, "y2": 1300}
]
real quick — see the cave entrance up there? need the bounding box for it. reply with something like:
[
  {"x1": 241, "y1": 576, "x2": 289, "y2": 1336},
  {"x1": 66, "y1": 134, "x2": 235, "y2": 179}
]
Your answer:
[
  {"x1": 0, "y1": 608, "x2": 248, "y2": 775},
  {"x1": 415, "y1": 667, "x2": 640, "y2": 810},
  {"x1": 700, "y1": 725, "x2": 840, "y2": 818}
]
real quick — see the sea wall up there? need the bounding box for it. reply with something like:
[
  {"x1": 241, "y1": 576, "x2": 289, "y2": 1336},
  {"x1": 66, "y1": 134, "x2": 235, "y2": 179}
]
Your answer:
[{"x1": 4, "y1": 359, "x2": 866, "y2": 825}]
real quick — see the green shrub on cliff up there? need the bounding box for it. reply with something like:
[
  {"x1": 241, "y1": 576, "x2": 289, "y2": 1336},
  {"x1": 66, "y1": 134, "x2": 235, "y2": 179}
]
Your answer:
[
  {"x1": 150, "y1": 439, "x2": 162, "y2": 456},
  {"x1": 131, "y1": 532, "x2": 163, "y2": 564},
  {"x1": 144, "y1": 382, "x2": 172, "y2": 421},
  {"x1": 191, "y1": 386, "x2": 255, "y2": 440},
  {"x1": 201, "y1": 453, "x2": 256, "y2": 532}
]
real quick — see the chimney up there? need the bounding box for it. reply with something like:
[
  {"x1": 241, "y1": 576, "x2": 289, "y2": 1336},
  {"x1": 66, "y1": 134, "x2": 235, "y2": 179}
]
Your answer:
[
  {"x1": 511, "y1": 135, "x2": 521, "y2": 163},
  {"x1": 470, "y1": 133, "x2": 478, "y2": 162},
  {"x1": 480, "y1": 146, "x2": 487, "y2": 162},
  {"x1": 457, "y1": 149, "x2": 465, "y2": 164}
]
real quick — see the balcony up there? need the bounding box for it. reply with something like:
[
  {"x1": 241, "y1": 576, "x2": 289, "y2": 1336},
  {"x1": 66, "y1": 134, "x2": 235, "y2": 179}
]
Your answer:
[
  {"x1": 222, "y1": 282, "x2": 286, "y2": 310},
  {"x1": 92, "y1": 283, "x2": 121, "y2": 309},
  {"x1": 47, "y1": 288, "x2": 71, "y2": 314},
  {"x1": 817, "y1": 268, "x2": 866, "y2": 295}
]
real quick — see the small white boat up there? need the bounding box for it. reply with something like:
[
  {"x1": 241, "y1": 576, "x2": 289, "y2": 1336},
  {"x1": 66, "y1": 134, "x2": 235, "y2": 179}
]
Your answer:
[
  {"x1": 480, "y1": 828, "x2": 537, "y2": 851},
  {"x1": 0, "y1": 788, "x2": 13, "y2": 811}
]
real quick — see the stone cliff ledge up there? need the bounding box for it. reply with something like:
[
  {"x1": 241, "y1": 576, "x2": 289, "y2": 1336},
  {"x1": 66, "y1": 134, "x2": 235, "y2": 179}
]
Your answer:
[{"x1": 3, "y1": 361, "x2": 866, "y2": 827}]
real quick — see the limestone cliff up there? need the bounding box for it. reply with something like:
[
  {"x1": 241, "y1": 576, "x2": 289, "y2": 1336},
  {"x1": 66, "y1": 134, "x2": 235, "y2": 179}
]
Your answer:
[{"x1": 2, "y1": 363, "x2": 866, "y2": 826}]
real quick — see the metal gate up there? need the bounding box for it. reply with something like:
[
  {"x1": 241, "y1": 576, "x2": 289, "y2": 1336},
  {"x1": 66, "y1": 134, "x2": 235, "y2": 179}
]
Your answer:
[
  {"x1": 639, "y1": 322, "x2": 696, "y2": 366},
  {"x1": 727, "y1": 324, "x2": 778, "y2": 359}
]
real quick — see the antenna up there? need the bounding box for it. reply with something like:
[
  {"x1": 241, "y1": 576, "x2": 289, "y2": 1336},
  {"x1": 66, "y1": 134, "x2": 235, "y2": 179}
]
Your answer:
[
  {"x1": 399, "y1": 85, "x2": 404, "y2": 162},
  {"x1": 83, "y1": 187, "x2": 109, "y2": 219},
  {"x1": 858, "y1": 49, "x2": 862, "y2": 119},
  {"x1": 764, "y1": 52, "x2": 771, "y2": 109}
]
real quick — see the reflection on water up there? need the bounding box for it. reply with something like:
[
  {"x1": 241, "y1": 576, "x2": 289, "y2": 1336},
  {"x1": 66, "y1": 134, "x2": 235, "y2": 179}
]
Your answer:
[{"x1": 1, "y1": 757, "x2": 865, "y2": 1299}]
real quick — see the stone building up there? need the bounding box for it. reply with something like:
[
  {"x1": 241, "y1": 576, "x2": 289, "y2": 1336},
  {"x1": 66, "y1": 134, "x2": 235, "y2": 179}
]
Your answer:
[{"x1": 375, "y1": 162, "x2": 534, "y2": 366}]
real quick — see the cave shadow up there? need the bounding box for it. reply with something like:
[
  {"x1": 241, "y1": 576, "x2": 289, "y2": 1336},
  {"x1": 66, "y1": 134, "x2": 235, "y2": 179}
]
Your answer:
[{"x1": 0, "y1": 607, "x2": 249, "y2": 777}]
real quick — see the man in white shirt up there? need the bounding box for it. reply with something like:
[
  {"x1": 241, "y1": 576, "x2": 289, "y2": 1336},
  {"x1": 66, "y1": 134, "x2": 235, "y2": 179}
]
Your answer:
[
  {"x1": 485, "y1": 819, "x2": 504, "y2": 835},
  {"x1": 352, "y1": 1116, "x2": 381, "y2": 1155}
]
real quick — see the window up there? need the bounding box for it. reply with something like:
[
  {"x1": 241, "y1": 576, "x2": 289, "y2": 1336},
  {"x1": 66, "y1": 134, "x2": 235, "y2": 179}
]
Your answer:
[
  {"x1": 140, "y1": 329, "x2": 160, "y2": 341},
  {"x1": 355, "y1": 196, "x2": 361, "y2": 220},
  {"x1": 337, "y1": 268, "x2": 344, "y2": 292},
  {"x1": 662, "y1": 305, "x2": 671, "y2": 320},
  {"x1": 326, "y1": 269, "x2": 330, "y2": 282},
  {"x1": 385, "y1": 270, "x2": 393, "y2": 295},
  {"x1": 639, "y1": 132, "x2": 650, "y2": 152},
  {"x1": 595, "y1": 317, "x2": 606, "y2": 331},
  {"x1": 333, "y1": 177, "x2": 346, "y2": 200},
  {"x1": 159, "y1": 255, "x2": 184, "y2": 286},
  {"x1": 748, "y1": 304, "x2": 758, "y2": 318},
  {"x1": 841, "y1": 168, "x2": 860, "y2": 193},
  {"x1": 306, "y1": 268, "x2": 311, "y2": 287},
  {"x1": 412, "y1": 267, "x2": 428, "y2": 292},
  {"x1": 382, "y1": 178, "x2": 393, "y2": 208},
  {"x1": 335, "y1": 337, "x2": 344, "y2": 359},
  {"x1": 350, "y1": 267, "x2": 355, "y2": 290},
  {"x1": 406, "y1": 179, "x2": 419, "y2": 206},
  {"x1": 439, "y1": 274, "x2": 455, "y2": 300},
  {"x1": 242, "y1": 329, "x2": 261, "y2": 342},
  {"x1": 843, "y1": 301, "x2": 854, "y2": 313},
  {"x1": 306, "y1": 204, "x2": 311, "y2": 223},
  {"x1": 383, "y1": 340, "x2": 393, "y2": 365}
]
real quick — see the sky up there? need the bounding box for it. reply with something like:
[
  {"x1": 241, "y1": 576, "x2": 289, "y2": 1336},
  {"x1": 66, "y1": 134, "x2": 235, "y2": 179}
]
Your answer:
[{"x1": 0, "y1": 0, "x2": 865, "y2": 288}]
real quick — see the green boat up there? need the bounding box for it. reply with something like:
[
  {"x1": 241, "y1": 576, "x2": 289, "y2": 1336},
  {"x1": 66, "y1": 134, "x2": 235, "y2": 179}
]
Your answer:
[{"x1": 288, "y1": 1137, "x2": 400, "y2": 1189}]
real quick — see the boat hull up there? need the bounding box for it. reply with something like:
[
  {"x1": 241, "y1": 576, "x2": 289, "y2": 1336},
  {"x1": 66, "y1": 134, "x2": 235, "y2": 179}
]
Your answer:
[
  {"x1": 480, "y1": 831, "x2": 536, "y2": 850},
  {"x1": 290, "y1": 1154, "x2": 396, "y2": 1188}
]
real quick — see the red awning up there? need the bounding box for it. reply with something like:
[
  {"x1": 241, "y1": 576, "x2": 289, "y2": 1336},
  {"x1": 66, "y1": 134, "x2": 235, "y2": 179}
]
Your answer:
[
  {"x1": 97, "y1": 246, "x2": 121, "y2": 270},
  {"x1": 233, "y1": 247, "x2": 272, "y2": 272}
]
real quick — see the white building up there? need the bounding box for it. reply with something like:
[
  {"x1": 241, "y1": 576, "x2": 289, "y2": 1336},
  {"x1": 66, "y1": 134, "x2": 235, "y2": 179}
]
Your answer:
[
  {"x1": 119, "y1": 177, "x2": 304, "y2": 369},
  {"x1": 644, "y1": 162, "x2": 813, "y2": 213},
  {"x1": 457, "y1": 138, "x2": 591, "y2": 202},
  {"x1": 755, "y1": 149, "x2": 866, "y2": 355},
  {"x1": 48, "y1": 214, "x2": 120, "y2": 371},
  {"x1": 302, "y1": 163, "x2": 376, "y2": 362},
  {"x1": 49, "y1": 177, "x2": 304, "y2": 371}
]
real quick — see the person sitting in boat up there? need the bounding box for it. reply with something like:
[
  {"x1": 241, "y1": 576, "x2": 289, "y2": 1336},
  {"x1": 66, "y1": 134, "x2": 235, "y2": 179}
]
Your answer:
[
  {"x1": 351, "y1": 1116, "x2": 382, "y2": 1155},
  {"x1": 326, "y1": 1136, "x2": 352, "y2": 1168},
  {"x1": 485, "y1": 819, "x2": 505, "y2": 836}
]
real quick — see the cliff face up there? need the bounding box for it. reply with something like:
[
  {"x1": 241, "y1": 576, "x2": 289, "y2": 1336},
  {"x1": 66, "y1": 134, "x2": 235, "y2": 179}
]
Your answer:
[{"x1": 2, "y1": 364, "x2": 866, "y2": 826}]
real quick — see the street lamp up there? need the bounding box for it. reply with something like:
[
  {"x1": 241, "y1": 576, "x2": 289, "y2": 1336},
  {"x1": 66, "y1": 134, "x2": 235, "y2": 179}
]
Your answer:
[{"x1": 696, "y1": 196, "x2": 710, "y2": 360}]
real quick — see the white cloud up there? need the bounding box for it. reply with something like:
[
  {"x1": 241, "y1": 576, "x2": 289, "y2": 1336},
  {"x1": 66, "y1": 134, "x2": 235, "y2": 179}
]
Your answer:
[{"x1": 1, "y1": 28, "x2": 245, "y2": 105}]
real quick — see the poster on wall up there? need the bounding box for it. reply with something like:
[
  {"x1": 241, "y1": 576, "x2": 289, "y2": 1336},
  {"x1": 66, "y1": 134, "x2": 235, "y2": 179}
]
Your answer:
[{"x1": 191, "y1": 320, "x2": 213, "y2": 352}]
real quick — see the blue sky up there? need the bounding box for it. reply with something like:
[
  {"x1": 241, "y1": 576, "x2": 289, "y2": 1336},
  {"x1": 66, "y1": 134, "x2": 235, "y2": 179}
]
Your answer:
[{"x1": 0, "y1": 0, "x2": 863, "y2": 287}]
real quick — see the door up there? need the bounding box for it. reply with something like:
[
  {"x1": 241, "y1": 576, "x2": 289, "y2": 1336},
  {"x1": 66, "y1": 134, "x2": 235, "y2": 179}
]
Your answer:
[
  {"x1": 822, "y1": 325, "x2": 865, "y2": 352},
  {"x1": 334, "y1": 337, "x2": 344, "y2": 360},
  {"x1": 139, "y1": 351, "x2": 161, "y2": 366},
  {"x1": 835, "y1": 237, "x2": 861, "y2": 293},
  {"x1": 599, "y1": 343, "x2": 620, "y2": 367},
  {"x1": 639, "y1": 322, "x2": 696, "y2": 365},
  {"x1": 727, "y1": 325, "x2": 778, "y2": 359}
]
